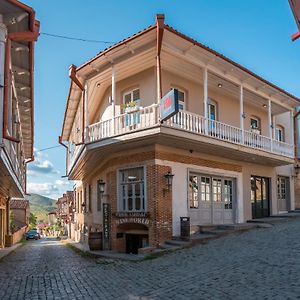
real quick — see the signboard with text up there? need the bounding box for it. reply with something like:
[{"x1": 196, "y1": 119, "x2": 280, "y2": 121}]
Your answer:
[
  {"x1": 160, "y1": 89, "x2": 179, "y2": 122},
  {"x1": 102, "y1": 203, "x2": 111, "y2": 251}
]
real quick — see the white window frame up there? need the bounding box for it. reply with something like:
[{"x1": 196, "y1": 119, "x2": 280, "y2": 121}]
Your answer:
[
  {"x1": 122, "y1": 88, "x2": 141, "y2": 110},
  {"x1": 250, "y1": 116, "x2": 261, "y2": 134},
  {"x1": 118, "y1": 166, "x2": 147, "y2": 212},
  {"x1": 208, "y1": 98, "x2": 218, "y2": 121},
  {"x1": 171, "y1": 86, "x2": 186, "y2": 111}
]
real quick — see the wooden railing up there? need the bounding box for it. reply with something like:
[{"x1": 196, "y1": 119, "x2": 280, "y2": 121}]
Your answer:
[
  {"x1": 3, "y1": 137, "x2": 26, "y2": 192},
  {"x1": 165, "y1": 110, "x2": 294, "y2": 158},
  {"x1": 69, "y1": 106, "x2": 295, "y2": 171},
  {"x1": 88, "y1": 104, "x2": 159, "y2": 142}
]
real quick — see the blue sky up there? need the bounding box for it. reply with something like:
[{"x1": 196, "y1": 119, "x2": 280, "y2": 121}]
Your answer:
[{"x1": 22, "y1": 0, "x2": 300, "y2": 199}]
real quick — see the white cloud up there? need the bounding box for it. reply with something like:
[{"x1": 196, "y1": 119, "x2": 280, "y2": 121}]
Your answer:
[
  {"x1": 27, "y1": 180, "x2": 73, "y2": 199},
  {"x1": 27, "y1": 149, "x2": 59, "y2": 176}
]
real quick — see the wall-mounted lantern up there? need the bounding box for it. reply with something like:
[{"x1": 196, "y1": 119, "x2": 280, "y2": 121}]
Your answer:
[
  {"x1": 98, "y1": 179, "x2": 106, "y2": 194},
  {"x1": 164, "y1": 171, "x2": 174, "y2": 189}
]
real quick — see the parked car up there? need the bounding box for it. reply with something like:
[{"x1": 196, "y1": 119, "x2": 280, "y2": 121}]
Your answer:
[{"x1": 25, "y1": 229, "x2": 40, "y2": 240}]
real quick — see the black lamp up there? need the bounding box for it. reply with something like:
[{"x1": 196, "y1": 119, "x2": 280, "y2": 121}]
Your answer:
[
  {"x1": 98, "y1": 179, "x2": 106, "y2": 194},
  {"x1": 164, "y1": 171, "x2": 174, "y2": 188}
]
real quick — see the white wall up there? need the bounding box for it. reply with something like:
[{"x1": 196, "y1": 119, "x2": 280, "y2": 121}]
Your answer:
[{"x1": 155, "y1": 158, "x2": 243, "y2": 236}]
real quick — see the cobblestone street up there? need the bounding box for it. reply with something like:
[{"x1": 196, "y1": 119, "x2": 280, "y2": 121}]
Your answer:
[{"x1": 1, "y1": 219, "x2": 300, "y2": 299}]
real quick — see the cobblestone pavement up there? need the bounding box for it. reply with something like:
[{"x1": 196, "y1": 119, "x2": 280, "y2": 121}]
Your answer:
[{"x1": 1, "y1": 220, "x2": 300, "y2": 300}]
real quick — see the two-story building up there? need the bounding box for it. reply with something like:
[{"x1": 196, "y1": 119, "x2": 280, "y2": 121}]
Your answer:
[
  {"x1": 0, "y1": 0, "x2": 39, "y2": 248},
  {"x1": 60, "y1": 15, "x2": 299, "y2": 254}
]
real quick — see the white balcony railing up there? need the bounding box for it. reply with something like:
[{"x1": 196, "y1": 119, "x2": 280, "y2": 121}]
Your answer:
[
  {"x1": 85, "y1": 105, "x2": 294, "y2": 160},
  {"x1": 89, "y1": 104, "x2": 159, "y2": 142},
  {"x1": 165, "y1": 110, "x2": 294, "y2": 158}
]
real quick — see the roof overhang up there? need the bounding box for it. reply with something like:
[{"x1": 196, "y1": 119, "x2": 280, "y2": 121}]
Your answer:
[
  {"x1": 289, "y1": 0, "x2": 300, "y2": 41},
  {"x1": 1, "y1": 0, "x2": 40, "y2": 159}
]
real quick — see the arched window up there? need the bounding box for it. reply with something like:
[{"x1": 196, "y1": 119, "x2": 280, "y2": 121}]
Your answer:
[{"x1": 275, "y1": 125, "x2": 285, "y2": 142}]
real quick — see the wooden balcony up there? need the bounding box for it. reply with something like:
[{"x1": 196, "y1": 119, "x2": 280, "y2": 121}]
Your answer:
[
  {"x1": 0, "y1": 139, "x2": 26, "y2": 197},
  {"x1": 68, "y1": 104, "x2": 295, "y2": 175},
  {"x1": 87, "y1": 104, "x2": 294, "y2": 157}
]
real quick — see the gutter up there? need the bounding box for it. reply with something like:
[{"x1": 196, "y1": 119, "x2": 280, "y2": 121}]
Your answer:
[
  {"x1": 58, "y1": 135, "x2": 68, "y2": 177},
  {"x1": 156, "y1": 14, "x2": 164, "y2": 100}
]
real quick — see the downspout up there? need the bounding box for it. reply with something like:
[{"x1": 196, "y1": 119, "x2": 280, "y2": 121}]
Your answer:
[
  {"x1": 25, "y1": 156, "x2": 34, "y2": 195},
  {"x1": 156, "y1": 14, "x2": 164, "y2": 102},
  {"x1": 58, "y1": 135, "x2": 68, "y2": 177},
  {"x1": 69, "y1": 65, "x2": 85, "y2": 145}
]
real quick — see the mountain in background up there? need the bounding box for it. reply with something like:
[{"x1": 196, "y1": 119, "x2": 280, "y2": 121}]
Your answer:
[{"x1": 25, "y1": 193, "x2": 56, "y2": 223}]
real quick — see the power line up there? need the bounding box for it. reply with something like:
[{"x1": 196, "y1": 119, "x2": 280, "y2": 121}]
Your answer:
[
  {"x1": 38, "y1": 145, "x2": 61, "y2": 152},
  {"x1": 40, "y1": 32, "x2": 116, "y2": 44}
]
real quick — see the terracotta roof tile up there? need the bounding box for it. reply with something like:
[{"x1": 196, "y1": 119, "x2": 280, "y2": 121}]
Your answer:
[{"x1": 10, "y1": 199, "x2": 29, "y2": 210}]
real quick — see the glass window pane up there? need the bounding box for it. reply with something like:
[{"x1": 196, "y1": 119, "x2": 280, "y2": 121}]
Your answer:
[
  {"x1": 189, "y1": 175, "x2": 198, "y2": 208},
  {"x1": 124, "y1": 93, "x2": 132, "y2": 104},
  {"x1": 133, "y1": 89, "x2": 140, "y2": 100}
]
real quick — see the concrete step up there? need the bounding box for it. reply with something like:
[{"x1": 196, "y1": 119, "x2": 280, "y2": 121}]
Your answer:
[
  {"x1": 217, "y1": 223, "x2": 257, "y2": 231},
  {"x1": 165, "y1": 239, "x2": 191, "y2": 247},
  {"x1": 198, "y1": 225, "x2": 219, "y2": 233},
  {"x1": 159, "y1": 243, "x2": 181, "y2": 250},
  {"x1": 247, "y1": 218, "x2": 288, "y2": 225},
  {"x1": 202, "y1": 229, "x2": 235, "y2": 236}
]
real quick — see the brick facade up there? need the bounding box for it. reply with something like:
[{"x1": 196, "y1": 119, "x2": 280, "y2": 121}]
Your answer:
[{"x1": 77, "y1": 147, "x2": 242, "y2": 252}]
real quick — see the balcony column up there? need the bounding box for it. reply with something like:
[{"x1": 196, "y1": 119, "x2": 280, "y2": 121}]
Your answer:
[
  {"x1": 240, "y1": 84, "x2": 244, "y2": 144},
  {"x1": 268, "y1": 99, "x2": 273, "y2": 151},
  {"x1": 84, "y1": 82, "x2": 89, "y2": 141},
  {"x1": 203, "y1": 67, "x2": 208, "y2": 133},
  {"x1": 111, "y1": 65, "x2": 116, "y2": 135},
  {"x1": 290, "y1": 110, "x2": 295, "y2": 146}
]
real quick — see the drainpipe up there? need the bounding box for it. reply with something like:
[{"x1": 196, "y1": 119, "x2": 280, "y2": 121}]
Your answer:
[
  {"x1": 25, "y1": 156, "x2": 34, "y2": 195},
  {"x1": 58, "y1": 135, "x2": 68, "y2": 177},
  {"x1": 156, "y1": 14, "x2": 164, "y2": 103},
  {"x1": 69, "y1": 65, "x2": 85, "y2": 145}
]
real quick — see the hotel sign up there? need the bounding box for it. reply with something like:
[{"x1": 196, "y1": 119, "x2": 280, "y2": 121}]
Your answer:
[
  {"x1": 102, "y1": 203, "x2": 111, "y2": 250},
  {"x1": 160, "y1": 89, "x2": 179, "y2": 122}
]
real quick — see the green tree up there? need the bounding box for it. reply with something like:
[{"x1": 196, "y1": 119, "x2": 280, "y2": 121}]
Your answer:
[{"x1": 29, "y1": 213, "x2": 37, "y2": 229}]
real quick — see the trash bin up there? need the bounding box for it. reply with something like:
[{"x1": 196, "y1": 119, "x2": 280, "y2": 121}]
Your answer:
[
  {"x1": 88, "y1": 232, "x2": 102, "y2": 251},
  {"x1": 180, "y1": 217, "x2": 190, "y2": 238}
]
